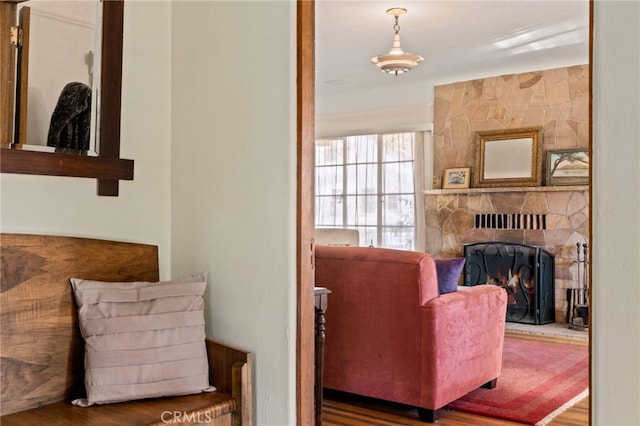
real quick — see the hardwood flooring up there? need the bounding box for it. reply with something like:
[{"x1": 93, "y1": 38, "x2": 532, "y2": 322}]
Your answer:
[
  {"x1": 321, "y1": 332, "x2": 589, "y2": 425},
  {"x1": 322, "y1": 393, "x2": 588, "y2": 425}
]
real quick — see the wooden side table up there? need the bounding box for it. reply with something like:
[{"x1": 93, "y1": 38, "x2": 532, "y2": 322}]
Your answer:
[{"x1": 314, "y1": 287, "x2": 331, "y2": 426}]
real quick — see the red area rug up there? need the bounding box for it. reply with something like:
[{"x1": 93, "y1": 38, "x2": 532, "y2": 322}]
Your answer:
[{"x1": 447, "y1": 336, "x2": 589, "y2": 425}]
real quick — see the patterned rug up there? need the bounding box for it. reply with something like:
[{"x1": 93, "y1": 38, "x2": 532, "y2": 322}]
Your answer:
[{"x1": 447, "y1": 336, "x2": 589, "y2": 425}]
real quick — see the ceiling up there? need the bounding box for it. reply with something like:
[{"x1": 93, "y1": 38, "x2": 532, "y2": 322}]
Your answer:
[{"x1": 315, "y1": 1, "x2": 590, "y2": 116}]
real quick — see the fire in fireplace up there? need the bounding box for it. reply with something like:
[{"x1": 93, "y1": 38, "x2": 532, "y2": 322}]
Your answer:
[{"x1": 463, "y1": 242, "x2": 555, "y2": 325}]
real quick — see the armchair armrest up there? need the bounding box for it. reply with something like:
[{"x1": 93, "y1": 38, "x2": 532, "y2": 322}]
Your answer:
[
  {"x1": 419, "y1": 285, "x2": 507, "y2": 408},
  {"x1": 206, "y1": 339, "x2": 253, "y2": 426}
]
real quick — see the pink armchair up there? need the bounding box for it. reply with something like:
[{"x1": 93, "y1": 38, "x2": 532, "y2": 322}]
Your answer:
[{"x1": 315, "y1": 245, "x2": 507, "y2": 422}]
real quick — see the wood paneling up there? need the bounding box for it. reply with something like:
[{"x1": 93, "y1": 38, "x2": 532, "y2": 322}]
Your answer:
[
  {"x1": 0, "y1": 234, "x2": 159, "y2": 415},
  {"x1": 0, "y1": 2, "x2": 17, "y2": 145}
]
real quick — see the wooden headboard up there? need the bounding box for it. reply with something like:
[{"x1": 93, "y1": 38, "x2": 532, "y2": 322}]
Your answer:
[{"x1": 0, "y1": 233, "x2": 159, "y2": 415}]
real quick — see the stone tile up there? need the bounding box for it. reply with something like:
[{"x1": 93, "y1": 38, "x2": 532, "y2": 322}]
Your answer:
[
  {"x1": 437, "y1": 208, "x2": 452, "y2": 227},
  {"x1": 546, "y1": 213, "x2": 572, "y2": 230},
  {"x1": 494, "y1": 230, "x2": 525, "y2": 243},
  {"x1": 488, "y1": 102, "x2": 508, "y2": 120},
  {"x1": 567, "y1": 65, "x2": 586, "y2": 78},
  {"x1": 437, "y1": 194, "x2": 457, "y2": 210},
  {"x1": 523, "y1": 192, "x2": 548, "y2": 213},
  {"x1": 433, "y1": 97, "x2": 451, "y2": 134},
  {"x1": 567, "y1": 192, "x2": 588, "y2": 216},
  {"x1": 523, "y1": 230, "x2": 546, "y2": 247},
  {"x1": 450, "y1": 113, "x2": 471, "y2": 146},
  {"x1": 450, "y1": 87, "x2": 465, "y2": 115},
  {"x1": 577, "y1": 122, "x2": 589, "y2": 147},
  {"x1": 481, "y1": 77, "x2": 497, "y2": 99},
  {"x1": 424, "y1": 195, "x2": 438, "y2": 211},
  {"x1": 451, "y1": 209, "x2": 475, "y2": 233},
  {"x1": 442, "y1": 233, "x2": 462, "y2": 256},
  {"x1": 518, "y1": 72, "x2": 543, "y2": 89},
  {"x1": 462, "y1": 79, "x2": 484, "y2": 105},
  {"x1": 490, "y1": 192, "x2": 527, "y2": 213},
  {"x1": 443, "y1": 217, "x2": 461, "y2": 234},
  {"x1": 570, "y1": 211, "x2": 588, "y2": 230},
  {"x1": 554, "y1": 120, "x2": 579, "y2": 146},
  {"x1": 547, "y1": 192, "x2": 573, "y2": 214},
  {"x1": 522, "y1": 105, "x2": 546, "y2": 127},
  {"x1": 505, "y1": 89, "x2": 534, "y2": 116},
  {"x1": 435, "y1": 84, "x2": 454, "y2": 101},
  {"x1": 478, "y1": 194, "x2": 495, "y2": 212},
  {"x1": 509, "y1": 117, "x2": 524, "y2": 127},
  {"x1": 544, "y1": 229, "x2": 574, "y2": 247},
  {"x1": 460, "y1": 227, "x2": 493, "y2": 242},
  {"x1": 425, "y1": 227, "x2": 443, "y2": 254},
  {"x1": 555, "y1": 264, "x2": 574, "y2": 280},
  {"x1": 464, "y1": 100, "x2": 492, "y2": 120},
  {"x1": 571, "y1": 93, "x2": 589, "y2": 121},
  {"x1": 425, "y1": 211, "x2": 440, "y2": 228}
]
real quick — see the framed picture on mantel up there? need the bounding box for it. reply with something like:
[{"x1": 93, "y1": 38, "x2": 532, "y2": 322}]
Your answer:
[
  {"x1": 546, "y1": 149, "x2": 589, "y2": 186},
  {"x1": 443, "y1": 167, "x2": 471, "y2": 189}
]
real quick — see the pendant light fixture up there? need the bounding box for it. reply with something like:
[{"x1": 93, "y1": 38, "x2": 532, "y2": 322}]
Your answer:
[{"x1": 370, "y1": 8, "x2": 423, "y2": 76}]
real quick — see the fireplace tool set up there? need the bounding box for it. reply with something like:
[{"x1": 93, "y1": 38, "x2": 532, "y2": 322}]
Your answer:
[{"x1": 567, "y1": 242, "x2": 589, "y2": 331}]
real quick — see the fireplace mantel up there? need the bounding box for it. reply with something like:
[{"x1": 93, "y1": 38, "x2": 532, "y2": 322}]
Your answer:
[{"x1": 424, "y1": 185, "x2": 588, "y2": 195}]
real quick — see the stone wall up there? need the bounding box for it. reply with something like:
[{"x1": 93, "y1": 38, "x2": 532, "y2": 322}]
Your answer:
[
  {"x1": 433, "y1": 65, "x2": 589, "y2": 180},
  {"x1": 427, "y1": 64, "x2": 590, "y2": 323}
]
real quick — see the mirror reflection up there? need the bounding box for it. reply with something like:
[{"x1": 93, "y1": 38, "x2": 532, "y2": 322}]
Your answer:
[
  {"x1": 15, "y1": 0, "x2": 101, "y2": 154},
  {"x1": 483, "y1": 138, "x2": 534, "y2": 180},
  {"x1": 474, "y1": 127, "x2": 543, "y2": 188}
]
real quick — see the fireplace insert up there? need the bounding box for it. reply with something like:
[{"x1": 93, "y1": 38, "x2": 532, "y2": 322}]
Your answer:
[{"x1": 464, "y1": 242, "x2": 555, "y2": 324}]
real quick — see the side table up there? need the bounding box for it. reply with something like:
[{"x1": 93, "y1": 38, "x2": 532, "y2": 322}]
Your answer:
[{"x1": 314, "y1": 286, "x2": 331, "y2": 426}]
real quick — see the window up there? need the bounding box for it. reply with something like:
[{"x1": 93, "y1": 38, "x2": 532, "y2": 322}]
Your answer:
[{"x1": 315, "y1": 132, "x2": 420, "y2": 250}]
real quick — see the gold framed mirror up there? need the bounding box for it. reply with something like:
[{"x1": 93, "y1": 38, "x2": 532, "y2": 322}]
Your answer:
[{"x1": 473, "y1": 127, "x2": 543, "y2": 188}]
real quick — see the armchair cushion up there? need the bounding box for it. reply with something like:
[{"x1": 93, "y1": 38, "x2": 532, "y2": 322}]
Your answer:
[{"x1": 435, "y1": 258, "x2": 465, "y2": 294}]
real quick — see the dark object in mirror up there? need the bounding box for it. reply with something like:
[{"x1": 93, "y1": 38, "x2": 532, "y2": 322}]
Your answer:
[
  {"x1": 48, "y1": 82, "x2": 91, "y2": 151},
  {"x1": 0, "y1": 0, "x2": 133, "y2": 196}
]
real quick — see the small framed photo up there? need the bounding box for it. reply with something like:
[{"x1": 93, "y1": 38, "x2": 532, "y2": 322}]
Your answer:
[
  {"x1": 546, "y1": 149, "x2": 589, "y2": 186},
  {"x1": 443, "y1": 167, "x2": 471, "y2": 189}
]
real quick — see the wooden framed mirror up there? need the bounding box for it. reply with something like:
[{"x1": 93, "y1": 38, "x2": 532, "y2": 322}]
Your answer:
[
  {"x1": 0, "y1": 0, "x2": 132, "y2": 196},
  {"x1": 473, "y1": 127, "x2": 543, "y2": 188}
]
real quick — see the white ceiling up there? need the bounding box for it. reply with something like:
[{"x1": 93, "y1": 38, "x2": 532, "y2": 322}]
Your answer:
[{"x1": 315, "y1": 0, "x2": 590, "y2": 116}]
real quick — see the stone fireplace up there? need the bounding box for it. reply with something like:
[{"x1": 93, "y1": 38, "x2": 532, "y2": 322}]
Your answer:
[
  {"x1": 424, "y1": 186, "x2": 589, "y2": 323},
  {"x1": 426, "y1": 64, "x2": 590, "y2": 324}
]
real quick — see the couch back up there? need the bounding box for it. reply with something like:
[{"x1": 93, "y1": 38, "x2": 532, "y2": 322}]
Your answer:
[
  {"x1": 0, "y1": 234, "x2": 159, "y2": 415},
  {"x1": 314, "y1": 228, "x2": 360, "y2": 246},
  {"x1": 315, "y1": 245, "x2": 438, "y2": 403}
]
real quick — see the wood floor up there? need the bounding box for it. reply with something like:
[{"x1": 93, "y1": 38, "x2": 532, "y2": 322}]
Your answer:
[
  {"x1": 322, "y1": 332, "x2": 589, "y2": 425},
  {"x1": 322, "y1": 393, "x2": 588, "y2": 425}
]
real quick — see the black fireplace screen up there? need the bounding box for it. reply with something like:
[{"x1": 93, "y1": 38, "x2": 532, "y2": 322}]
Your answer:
[{"x1": 464, "y1": 242, "x2": 555, "y2": 325}]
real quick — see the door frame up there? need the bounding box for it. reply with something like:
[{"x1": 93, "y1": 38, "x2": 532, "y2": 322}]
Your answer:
[
  {"x1": 296, "y1": 1, "x2": 315, "y2": 425},
  {"x1": 296, "y1": 1, "x2": 593, "y2": 423}
]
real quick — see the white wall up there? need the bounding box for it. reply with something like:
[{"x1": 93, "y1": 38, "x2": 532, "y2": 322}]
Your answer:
[
  {"x1": 592, "y1": 1, "x2": 640, "y2": 424},
  {"x1": 170, "y1": 2, "x2": 296, "y2": 425},
  {"x1": 0, "y1": 1, "x2": 173, "y2": 277}
]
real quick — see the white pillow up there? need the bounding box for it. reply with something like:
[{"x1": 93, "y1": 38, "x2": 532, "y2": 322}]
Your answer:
[{"x1": 70, "y1": 273, "x2": 215, "y2": 406}]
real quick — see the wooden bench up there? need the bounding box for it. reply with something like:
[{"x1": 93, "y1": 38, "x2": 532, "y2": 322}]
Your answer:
[{"x1": 0, "y1": 233, "x2": 253, "y2": 426}]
